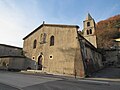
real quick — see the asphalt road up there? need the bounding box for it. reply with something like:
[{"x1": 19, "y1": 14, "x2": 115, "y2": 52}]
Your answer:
[
  {"x1": 0, "y1": 82, "x2": 20, "y2": 90},
  {"x1": 0, "y1": 71, "x2": 120, "y2": 90}
]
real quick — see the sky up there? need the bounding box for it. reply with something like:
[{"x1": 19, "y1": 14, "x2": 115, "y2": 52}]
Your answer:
[{"x1": 0, "y1": 0, "x2": 120, "y2": 47}]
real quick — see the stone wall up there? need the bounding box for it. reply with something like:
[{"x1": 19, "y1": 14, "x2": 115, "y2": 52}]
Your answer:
[
  {"x1": 85, "y1": 47, "x2": 103, "y2": 74},
  {"x1": 105, "y1": 49, "x2": 118, "y2": 65},
  {"x1": 0, "y1": 56, "x2": 26, "y2": 70},
  {"x1": 78, "y1": 35, "x2": 103, "y2": 76}
]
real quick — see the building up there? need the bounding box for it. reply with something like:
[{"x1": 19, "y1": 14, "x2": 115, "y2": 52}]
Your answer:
[
  {"x1": 0, "y1": 44, "x2": 25, "y2": 70},
  {"x1": 23, "y1": 18, "x2": 103, "y2": 77}
]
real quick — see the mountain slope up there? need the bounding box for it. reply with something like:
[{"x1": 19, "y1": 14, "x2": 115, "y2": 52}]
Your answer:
[{"x1": 96, "y1": 14, "x2": 120, "y2": 49}]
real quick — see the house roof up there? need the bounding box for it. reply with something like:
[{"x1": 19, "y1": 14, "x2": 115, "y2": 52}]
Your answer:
[
  {"x1": 0, "y1": 55, "x2": 25, "y2": 58},
  {"x1": 0, "y1": 44, "x2": 22, "y2": 49},
  {"x1": 23, "y1": 23, "x2": 79, "y2": 40}
]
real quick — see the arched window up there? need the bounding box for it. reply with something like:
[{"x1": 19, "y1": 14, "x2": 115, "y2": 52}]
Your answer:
[
  {"x1": 33, "y1": 39, "x2": 37, "y2": 49},
  {"x1": 87, "y1": 30, "x2": 89, "y2": 35},
  {"x1": 90, "y1": 29, "x2": 92, "y2": 34},
  {"x1": 87, "y1": 22, "x2": 90, "y2": 27},
  {"x1": 50, "y1": 36, "x2": 54, "y2": 46}
]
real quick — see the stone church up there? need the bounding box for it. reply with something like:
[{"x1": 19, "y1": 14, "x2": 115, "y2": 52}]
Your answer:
[{"x1": 23, "y1": 13, "x2": 103, "y2": 77}]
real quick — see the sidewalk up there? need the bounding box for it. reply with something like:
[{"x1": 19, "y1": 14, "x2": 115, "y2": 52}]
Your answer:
[
  {"x1": 86, "y1": 78, "x2": 120, "y2": 82},
  {"x1": 87, "y1": 67, "x2": 120, "y2": 82}
]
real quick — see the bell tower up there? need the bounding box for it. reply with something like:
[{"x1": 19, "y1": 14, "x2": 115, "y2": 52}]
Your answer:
[{"x1": 83, "y1": 13, "x2": 97, "y2": 48}]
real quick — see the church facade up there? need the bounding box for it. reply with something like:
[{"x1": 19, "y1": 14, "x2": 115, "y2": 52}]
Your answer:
[
  {"x1": 23, "y1": 24, "x2": 86, "y2": 77},
  {"x1": 23, "y1": 14, "x2": 103, "y2": 77}
]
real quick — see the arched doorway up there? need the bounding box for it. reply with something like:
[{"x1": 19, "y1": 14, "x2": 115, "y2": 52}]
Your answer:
[{"x1": 38, "y1": 55, "x2": 43, "y2": 70}]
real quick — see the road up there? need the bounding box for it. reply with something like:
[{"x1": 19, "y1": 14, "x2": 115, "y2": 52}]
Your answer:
[{"x1": 0, "y1": 71, "x2": 120, "y2": 90}]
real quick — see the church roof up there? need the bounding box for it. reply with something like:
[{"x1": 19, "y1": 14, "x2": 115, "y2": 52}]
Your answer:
[
  {"x1": 0, "y1": 44, "x2": 22, "y2": 49},
  {"x1": 86, "y1": 13, "x2": 93, "y2": 20},
  {"x1": 77, "y1": 33, "x2": 99, "y2": 52},
  {"x1": 23, "y1": 23, "x2": 79, "y2": 40}
]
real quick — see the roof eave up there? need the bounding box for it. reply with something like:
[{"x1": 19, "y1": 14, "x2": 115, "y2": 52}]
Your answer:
[
  {"x1": 23, "y1": 24, "x2": 79, "y2": 40},
  {"x1": 23, "y1": 24, "x2": 44, "y2": 40}
]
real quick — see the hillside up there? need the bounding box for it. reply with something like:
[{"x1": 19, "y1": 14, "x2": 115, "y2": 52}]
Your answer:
[{"x1": 96, "y1": 14, "x2": 120, "y2": 49}]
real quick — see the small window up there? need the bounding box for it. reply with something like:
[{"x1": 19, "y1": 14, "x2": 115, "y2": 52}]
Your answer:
[
  {"x1": 90, "y1": 29, "x2": 92, "y2": 34},
  {"x1": 87, "y1": 30, "x2": 89, "y2": 35},
  {"x1": 49, "y1": 55, "x2": 53, "y2": 59},
  {"x1": 50, "y1": 56, "x2": 52, "y2": 58},
  {"x1": 87, "y1": 22, "x2": 90, "y2": 27},
  {"x1": 50, "y1": 36, "x2": 54, "y2": 46},
  {"x1": 33, "y1": 39, "x2": 37, "y2": 49}
]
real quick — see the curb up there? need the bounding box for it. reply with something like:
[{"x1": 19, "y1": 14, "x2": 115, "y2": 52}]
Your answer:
[
  {"x1": 86, "y1": 78, "x2": 120, "y2": 82},
  {"x1": 20, "y1": 70, "x2": 120, "y2": 82}
]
